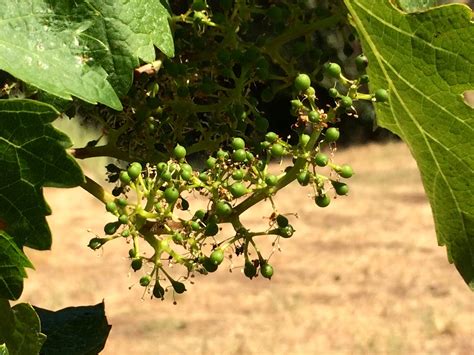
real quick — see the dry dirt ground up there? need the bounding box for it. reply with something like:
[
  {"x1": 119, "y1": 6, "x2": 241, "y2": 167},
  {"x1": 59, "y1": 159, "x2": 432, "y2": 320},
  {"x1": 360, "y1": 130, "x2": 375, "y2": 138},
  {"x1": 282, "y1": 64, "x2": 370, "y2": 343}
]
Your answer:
[{"x1": 21, "y1": 142, "x2": 473, "y2": 354}]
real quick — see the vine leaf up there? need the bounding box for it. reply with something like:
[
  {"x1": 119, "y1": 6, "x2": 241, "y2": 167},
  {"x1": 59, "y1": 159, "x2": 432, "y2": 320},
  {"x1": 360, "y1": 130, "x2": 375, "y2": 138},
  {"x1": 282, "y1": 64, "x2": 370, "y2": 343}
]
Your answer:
[
  {"x1": 0, "y1": 99, "x2": 84, "y2": 251},
  {"x1": 344, "y1": 0, "x2": 474, "y2": 288},
  {"x1": 0, "y1": 0, "x2": 174, "y2": 110},
  {"x1": 2, "y1": 303, "x2": 46, "y2": 355},
  {"x1": 0, "y1": 232, "x2": 34, "y2": 301},
  {"x1": 396, "y1": 0, "x2": 438, "y2": 12},
  {"x1": 34, "y1": 302, "x2": 111, "y2": 355}
]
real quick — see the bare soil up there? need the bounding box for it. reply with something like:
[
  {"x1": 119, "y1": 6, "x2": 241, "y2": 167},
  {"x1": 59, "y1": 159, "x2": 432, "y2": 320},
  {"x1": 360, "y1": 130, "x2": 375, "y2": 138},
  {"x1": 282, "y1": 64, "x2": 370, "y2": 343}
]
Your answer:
[{"x1": 22, "y1": 142, "x2": 473, "y2": 354}]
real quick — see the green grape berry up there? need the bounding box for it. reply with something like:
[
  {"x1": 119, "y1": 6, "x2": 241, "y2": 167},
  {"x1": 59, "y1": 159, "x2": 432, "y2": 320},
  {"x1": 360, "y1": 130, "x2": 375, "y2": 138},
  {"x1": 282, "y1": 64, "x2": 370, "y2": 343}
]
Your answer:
[
  {"x1": 270, "y1": 143, "x2": 285, "y2": 158},
  {"x1": 104, "y1": 221, "x2": 119, "y2": 235},
  {"x1": 231, "y1": 137, "x2": 246, "y2": 150},
  {"x1": 244, "y1": 261, "x2": 257, "y2": 279},
  {"x1": 229, "y1": 182, "x2": 247, "y2": 198},
  {"x1": 88, "y1": 238, "x2": 103, "y2": 250},
  {"x1": 299, "y1": 133, "x2": 310, "y2": 147},
  {"x1": 191, "y1": 0, "x2": 207, "y2": 11},
  {"x1": 276, "y1": 214, "x2": 289, "y2": 228},
  {"x1": 215, "y1": 200, "x2": 232, "y2": 217},
  {"x1": 308, "y1": 110, "x2": 320, "y2": 123},
  {"x1": 340, "y1": 96, "x2": 353, "y2": 108},
  {"x1": 325, "y1": 127, "x2": 340, "y2": 142},
  {"x1": 314, "y1": 152, "x2": 329, "y2": 167},
  {"x1": 315, "y1": 194, "x2": 331, "y2": 208},
  {"x1": 190, "y1": 221, "x2": 201, "y2": 231},
  {"x1": 306, "y1": 86, "x2": 316, "y2": 97},
  {"x1": 326, "y1": 62, "x2": 341, "y2": 78},
  {"x1": 278, "y1": 225, "x2": 295, "y2": 238},
  {"x1": 106, "y1": 201, "x2": 117, "y2": 213},
  {"x1": 202, "y1": 257, "x2": 218, "y2": 272},
  {"x1": 210, "y1": 248, "x2": 224, "y2": 265},
  {"x1": 121, "y1": 229, "x2": 130, "y2": 238},
  {"x1": 355, "y1": 54, "x2": 369, "y2": 71},
  {"x1": 374, "y1": 89, "x2": 389, "y2": 103},
  {"x1": 118, "y1": 214, "x2": 129, "y2": 224},
  {"x1": 204, "y1": 222, "x2": 219, "y2": 236},
  {"x1": 360, "y1": 74, "x2": 370, "y2": 84},
  {"x1": 140, "y1": 275, "x2": 151, "y2": 287},
  {"x1": 171, "y1": 280, "x2": 186, "y2": 294},
  {"x1": 297, "y1": 170, "x2": 311, "y2": 186},
  {"x1": 194, "y1": 209, "x2": 206, "y2": 220},
  {"x1": 127, "y1": 162, "x2": 142, "y2": 180},
  {"x1": 116, "y1": 198, "x2": 128, "y2": 207},
  {"x1": 338, "y1": 164, "x2": 354, "y2": 178},
  {"x1": 153, "y1": 282, "x2": 165, "y2": 299},
  {"x1": 294, "y1": 73, "x2": 311, "y2": 92},
  {"x1": 260, "y1": 262, "x2": 274, "y2": 279},
  {"x1": 265, "y1": 132, "x2": 278, "y2": 143},
  {"x1": 265, "y1": 174, "x2": 278, "y2": 187},
  {"x1": 119, "y1": 171, "x2": 131, "y2": 185},
  {"x1": 173, "y1": 144, "x2": 187, "y2": 160},
  {"x1": 180, "y1": 169, "x2": 192, "y2": 181},
  {"x1": 232, "y1": 149, "x2": 247, "y2": 162},
  {"x1": 164, "y1": 187, "x2": 180, "y2": 204},
  {"x1": 232, "y1": 169, "x2": 245, "y2": 180},
  {"x1": 172, "y1": 232, "x2": 184, "y2": 244},
  {"x1": 328, "y1": 88, "x2": 339, "y2": 98},
  {"x1": 131, "y1": 258, "x2": 143, "y2": 271},
  {"x1": 216, "y1": 149, "x2": 228, "y2": 160},
  {"x1": 332, "y1": 181, "x2": 349, "y2": 195},
  {"x1": 206, "y1": 156, "x2": 217, "y2": 169}
]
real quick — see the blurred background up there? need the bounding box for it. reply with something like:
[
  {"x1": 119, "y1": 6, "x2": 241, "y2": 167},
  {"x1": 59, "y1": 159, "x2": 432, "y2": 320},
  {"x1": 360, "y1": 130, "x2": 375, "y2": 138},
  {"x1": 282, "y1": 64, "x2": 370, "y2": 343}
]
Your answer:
[{"x1": 19, "y1": 1, "x2": 474, "y2": 354}]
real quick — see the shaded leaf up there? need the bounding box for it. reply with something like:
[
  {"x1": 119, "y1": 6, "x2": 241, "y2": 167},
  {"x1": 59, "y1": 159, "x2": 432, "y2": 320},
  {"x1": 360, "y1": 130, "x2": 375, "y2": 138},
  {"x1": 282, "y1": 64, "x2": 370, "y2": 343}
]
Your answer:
[
  {"x1": 0, "y1": 232, "x2": 34, "y2": 300},
  {"x1": 344, "y1": 0, "x2": 474, "y2": 288},
  {"x1": 0, "y1": 0, "x2": 174, "y2": 110},
  {"x1": 7, "y1": 303, "x2": 46, "y2": 355},
  {"x1": 397, "y1": 0, "x2": 438, "y2": 12},
  {"x1": 0, "y1": 299, "x2": 14, "y2": 344},
  {"x1": 0, "y1": 99, "x2": 84, "y2": 250},
  {"x1": 35, "y1": 302, "x2": 111, "y2": 355}
]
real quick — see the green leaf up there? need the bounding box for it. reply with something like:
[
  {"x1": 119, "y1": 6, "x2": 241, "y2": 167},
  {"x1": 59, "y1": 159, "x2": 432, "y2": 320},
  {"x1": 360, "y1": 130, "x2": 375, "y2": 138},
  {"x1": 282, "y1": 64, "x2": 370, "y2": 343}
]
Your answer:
[
  {"x1": 0, "y1": 0, "x2": 174, "y2": 110},
  {"x1": 344, "y1": 0, "x2": 474, "y2": 288},
  {"x1": 397, "y1": 0, "x2": 438, "y2": 12},
  {"x1": 34, "y1": 302, "x2": 111, "y2": 355},
  {"x1": 6, "y1": 303, "x2": 46, "y2": 355},
  {"x1": 0, "y1": 299, "x2": 14, "y2": 344},
  {"x1": 0, "y1": 344, "x2": 9, "y2": 355},
  {"x1": 0, "y1": 232, "x2": 34, "y2": 300},
  {"x1": 0, "y1": 99, "x2": 84, "y2": 250}
]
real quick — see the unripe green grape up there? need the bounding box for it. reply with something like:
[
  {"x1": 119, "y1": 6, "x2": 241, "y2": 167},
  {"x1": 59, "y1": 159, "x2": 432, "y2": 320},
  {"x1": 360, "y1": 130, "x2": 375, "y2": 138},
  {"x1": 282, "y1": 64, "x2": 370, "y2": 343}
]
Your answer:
[
  {"x1": 173, "y1": 144, "x2": 187, "y2": 160},
  {"x1": 118, "y1": 214, "x2": 129, "y2": 224},
  {"x1": 180, "y1": 169, "x2": 192, "y2": 181},
  {"x1": 127, "y1": 162, "x2": 142, "y2": 180},
  {"x1": 276, "y1": 214, "x2": 289, "y2": 228},
  {"x1": 131, "y1": 258, "x2": 143, "y2": 271},
  {"x1": 231, "y1": 137, "x2": 245, "y2": 150},
  {"x1": 229, "y1": 182, "x2": 247, "y2": 198},
  {"x1": 328, "y1": 88, "x2": 339, "y2": 98},
  {"x1": 294, "y1": 73, "x2": 311, "y2": 92},
  {"x1": 315, "y1": 194, "x2": 331, "y2": 208},
  {"x1": 306, "y1": 86, "x2": 316, "y2": 97},
  {"x1": 297, "y1": 170, "x2": 311, "y2": 186},
  {"x1": 232, "y1": 169, "x2": 245, "y2": 180},
  {"x1": 191, "y1": 0, "x2": 207, "y2": 11},
  {"x1": 206, "y1": 156, "x2": 217, "y2": 169},
  {"x1": 278, "y1": 225, "x2": 295, "y2": 238},
  {"x1": 374, "y1": 89, "x2": 389, "y2": 102},
  {"x1": 128, "y1": 248, "x2": 136, "y2": 258},
  {"x1": 244, "y1": 261, "x2": 257, "y2": 279},
  {"x1": 116, "y1": 198, "x2": 128, "y2": 207},
  {"x1": 121, "y1": 229, "x2": 130, "y2": 238},
  {"x1": 172, "y1": 232, "x2": 184, "y2": 244},
  {"x1": 104, "y1": 221, "x2": 119, "y2": 235},
  {"x1": 140, "y1": 275, "x2": 151, "y2": 287},
  {"x1": 299, "y1": 133, "x2": 310, "y2": 147},
  {"x1": 291, "y1": 99, "x2": 303, "y2": 111},
  {"x1": 232, "y1": 149, "x2": 247, "y2": 162},
  {"x1": 246, "y1": 151, "x2": 255, "y2": 162},
  {"x1": 88, "y1": 238, "x2": 102, "y2": 250},
  {"x1": 325, "y1": 127, "x2": 340, "y2": 142},
  {"x1": 338, "y1": 164, "x2": 354, "y2": 178},
  {"x1": 265, "y1": 132, "x2": 278, "y2": 143},
  {"x1": 210, "y1": 248, "x2": 224, "y2": 265},
  {"x1": 153, "y1": 282, "x2": 165, "y2": 299},
  {"x1": 194, "y1": 209, "x2": 206, "y2": 220},
  {"x1": 332, "y1": 181, "x2": 349, "y2": 195},
  {"x1": 355, "y1": 54, "x2": 369, "y2": 71},
  {"x1": 199, "y1": 172, "x2": 209, "y2": 182},
  {"x1": 216, "y1": 149, "x2": 229, "y2": 160},
  {"x1": 326, "y1": 63, "x2": 341, "y2": 78},
  {"x1": 202, "y1": 257, "x2": 218, "y2": 272},
  {"x1": 360, "y1": 74, "x2": 370, "y2": 84},
  {"x1": 171, "y1": 280, "x2": 186, "y2": 294},
  {"x1": 215, "y1": 200, "x2": 232, "y2": 217},
  {"x1": 260, "y1": 262, "x2": 274, "y2": 279},
  {"x1": 340, "y1": 96, "x2": 353, "y2": 108},
  {"x1": 119, "y1": 171, "x2": 131, "y2": 185},
  {"x1": 164, "y1": 187, "x2": 179, "y2": 204},
  {"x1": 106, "y1": 201, "x2": 117, "y2": 213},
  {"x1": 308, "y1": 110, "x2": 320, "y2": 123},
  {"x1": 270, "y1": 143, "x2": 285, "y2": 158},
  {"x1": 157, "y1": 162, "x2": 167, "y2": 173},
  {"x1": 265, "y1": 174, "x2": 278, "y2": 186},
  {"x1": 314, "y1": 152, "x2": 329, "y2": 167},
  {"x1": 190, "y1": 221, "x2": 201, "y2": 231},
  {"x1": 204, "y1": 223, "x2": 218, "y2": 236}
]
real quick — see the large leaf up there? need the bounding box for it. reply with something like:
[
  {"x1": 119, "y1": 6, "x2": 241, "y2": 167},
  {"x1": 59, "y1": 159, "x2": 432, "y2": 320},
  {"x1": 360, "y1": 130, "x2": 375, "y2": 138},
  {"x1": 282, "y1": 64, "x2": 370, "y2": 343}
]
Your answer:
[
  {"x1": 344, "y1": 0, "x2": 474, "y2": 288},
  {"x1": 0, "y1": 232, "x2": 34, "y2": 300},
  {"x1": 0, "y1": 99, "x2": 84, "y2": 250},
  {"x1": 0, "y1": 0, "x2": 174, "y2": 110},
  {"x1": 35, "y1": 302, "x2": 111, "y2": 355},
  {"x1": 5, "y1": 303, "x2": 46, "y2": 355},
  {"x1": 397, "y1": 0, "x2": 438, "y2": 12}
]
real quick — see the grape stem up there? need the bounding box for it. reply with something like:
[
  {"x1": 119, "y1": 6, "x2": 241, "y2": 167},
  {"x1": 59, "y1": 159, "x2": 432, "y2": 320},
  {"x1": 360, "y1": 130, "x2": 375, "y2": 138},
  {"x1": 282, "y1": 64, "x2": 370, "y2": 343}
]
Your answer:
[{"x1": 80, "y1": 175, "x2": 114, "y2": 204}]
